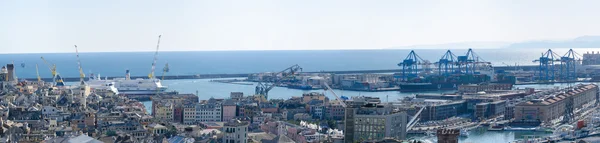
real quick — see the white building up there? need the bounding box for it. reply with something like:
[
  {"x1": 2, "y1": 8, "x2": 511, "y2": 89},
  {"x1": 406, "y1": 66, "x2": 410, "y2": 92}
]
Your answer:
[{"x1": 222, "y1": 120, "x2": 249, "y2": 143}]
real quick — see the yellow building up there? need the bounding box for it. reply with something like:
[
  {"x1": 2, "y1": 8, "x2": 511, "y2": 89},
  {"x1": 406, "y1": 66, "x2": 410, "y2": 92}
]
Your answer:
[{"x1": 154, "y1": 101, "x2": 174, "y2": 122}]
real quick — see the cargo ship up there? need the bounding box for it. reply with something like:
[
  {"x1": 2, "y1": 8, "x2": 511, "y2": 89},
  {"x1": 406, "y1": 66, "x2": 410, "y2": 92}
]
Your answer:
[{"x1": 398, "y1": 74, "x2": 492, "y2": 92}]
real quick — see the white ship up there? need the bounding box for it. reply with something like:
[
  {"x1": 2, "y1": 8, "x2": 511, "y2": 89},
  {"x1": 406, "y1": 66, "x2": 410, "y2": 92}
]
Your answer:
[
  {"x1": 86, "y1": 70, "x2": 167, "y2": 95},
  {"x1": 86, "y1": 35, "x2": 168, "y2": 96}
]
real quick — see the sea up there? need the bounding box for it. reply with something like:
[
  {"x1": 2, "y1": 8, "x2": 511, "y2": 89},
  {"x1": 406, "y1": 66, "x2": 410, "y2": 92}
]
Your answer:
[
  {"x1": 12, "y1": 48, "x2": 599, "y2": 143},
  {"x1": 3, "y1": 48, "x2": 597, "y2": 79}
]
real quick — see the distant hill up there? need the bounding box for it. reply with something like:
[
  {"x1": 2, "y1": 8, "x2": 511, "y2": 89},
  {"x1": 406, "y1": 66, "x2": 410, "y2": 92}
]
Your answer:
[
  {"x1": 390, "y1": 36, "x2": 600, "y2": 49},
  {"x1": 391, "y1": 42, "x2": 511, "y2": 49},
  {"x1": 507, "y1": 36, "x2": 600, "y2": 49}
]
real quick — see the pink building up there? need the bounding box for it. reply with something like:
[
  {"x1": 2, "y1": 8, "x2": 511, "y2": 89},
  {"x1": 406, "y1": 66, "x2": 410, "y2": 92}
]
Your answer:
[{"x1": 222, "y1": 100, "x2": 237, "y2": 121}]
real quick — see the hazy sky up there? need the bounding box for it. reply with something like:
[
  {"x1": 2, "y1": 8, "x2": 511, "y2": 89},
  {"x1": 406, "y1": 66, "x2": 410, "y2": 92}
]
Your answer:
[{"x1": 1, "y1": 0, "x2": 599, "y2": 53}]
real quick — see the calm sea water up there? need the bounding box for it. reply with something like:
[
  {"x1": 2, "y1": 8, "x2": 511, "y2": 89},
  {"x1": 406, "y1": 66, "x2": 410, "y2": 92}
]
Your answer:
[{"x1": 4, "y1": 48, "x2": 598, "y2": 79}]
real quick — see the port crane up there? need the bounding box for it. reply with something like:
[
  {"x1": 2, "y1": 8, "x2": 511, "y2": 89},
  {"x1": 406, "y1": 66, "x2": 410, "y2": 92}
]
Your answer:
[
  {"x1": 435, "y1": 50, "x2": 457, "y2": 76},
  {"x1": 456, "y1": 49, "x2": 490, "y2": 75},
  {"x1": 35, "y1": 64, "x2": 41, "y2": 83},
  {"x1": 156, "y1": 63, "x2": 169, "y2": 95},
  {"x1": 255, "y1": 64, "x2": 302, "y2": 99},
  {"x1": 398, "y1": 50, "x2": 430, "y2": 81},
  {"x1": 40, "y1": 57, "x2": 64, "y2": 86},
  {"x1": 74, "y1": 45, "x2": 85, "y2": 83},
  {"x1": 533, "y1": 49, "x2": 561, "y2": 82},
  {"x1": 560, "y1": 49, "x2": 582, "y2": 81},
  {"x1": 149, "y1": 35, "x2": 161, "y2": 79}
]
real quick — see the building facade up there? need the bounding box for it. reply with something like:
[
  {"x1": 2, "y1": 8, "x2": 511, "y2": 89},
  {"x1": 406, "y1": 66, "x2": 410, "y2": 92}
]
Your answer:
[
  {"x1": 222, "y1": 120, "x2": 249, "y2": 143},
  {"x1": 514, "y1": 84, "x2": 598, "y2": 124}
]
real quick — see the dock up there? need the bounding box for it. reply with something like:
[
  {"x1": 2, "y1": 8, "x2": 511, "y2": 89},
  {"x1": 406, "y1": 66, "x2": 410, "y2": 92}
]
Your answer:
[{"x1": 210, "y1": 79, "x2": 254, "y2": 85}]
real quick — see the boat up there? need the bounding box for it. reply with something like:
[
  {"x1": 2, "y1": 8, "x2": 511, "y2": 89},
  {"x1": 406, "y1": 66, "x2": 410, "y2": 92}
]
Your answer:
[
  {"x1": 488, "y1": 122, "x2": 504, "y2": 131},
  {"x1": 460, "y1": 129, "x2": 469, "y2": 137},
  {"x1": 398, "y1": 74, "x2": 493, "y2": 92},
  {"x1": 287, "y1": 84, "x2": 314, "y2": 90},
  {"x1": 86, "y1": 71, "x2": 168, "y2": 95}
]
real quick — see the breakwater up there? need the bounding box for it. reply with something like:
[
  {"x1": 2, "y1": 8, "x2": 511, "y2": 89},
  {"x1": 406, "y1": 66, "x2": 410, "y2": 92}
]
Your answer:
[{"x1": 24, "y1": 65, "x2": 538, "y2": 82}]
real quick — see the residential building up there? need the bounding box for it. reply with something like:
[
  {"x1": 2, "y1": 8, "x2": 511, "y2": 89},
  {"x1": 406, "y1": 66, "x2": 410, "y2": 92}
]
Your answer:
[
  {"x1": 222, "y1": 120, "x2": 249, "y2": 143},
  {"x1": 302, "y1": 92, "x2": 327, "y2": 104},
  {"x1": 230, "y1": 92, "x2": 244, "y2": 101},
  {"x1": 326, "y1": 100, "x2": 345, "y2": 120},
  {"x1": 222, "y1": 99, "x2": 237, "y2": 122},
  {"x1": 196, "y1": 98, "x2": 222, "y2": 122},
  {"x1": 183, "y1": 102, "x2": 197, "y2": 125},
  {"x1": 154, "y1": 101, "x2": 174, "y2": 122}
]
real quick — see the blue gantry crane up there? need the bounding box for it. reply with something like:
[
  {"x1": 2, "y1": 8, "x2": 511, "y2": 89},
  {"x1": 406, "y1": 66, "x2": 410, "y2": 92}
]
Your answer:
[
  {"x1": 436, "y1": 50, "x2": 457, "y2": 76},
  {"x1": 456, "y1": 49, "x2": 487, "y2": 74},
  {"x1": 398, "y1": 50, "x2": 426, "y2": 81},
  {"x1": 533, "y1": 49, "x2": 561, "y2": 82},
  {"x1": 560, "y1": 49, "x2": 581, "y2": 81}
]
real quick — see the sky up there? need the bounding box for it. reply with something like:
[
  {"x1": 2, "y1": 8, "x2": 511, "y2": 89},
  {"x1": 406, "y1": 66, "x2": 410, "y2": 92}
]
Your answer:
[{"x1": 1, "y1": 0, "x2": 600, "y2": 53}]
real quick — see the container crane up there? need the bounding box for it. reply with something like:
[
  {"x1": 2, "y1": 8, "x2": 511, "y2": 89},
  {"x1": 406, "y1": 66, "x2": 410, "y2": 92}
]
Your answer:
[
  {"x1": 74, "y1": 45, "x2": 85, "y2": 83},
  {"x1": 255, "y1": 64, "x2": 302, "y2": 99},
  {"x1": 456, "y1": 49, "x2": 489, "y2": 74},
  {"x1": 149, "y1": 35, "x2": 161, "y2": 79},
  {"x1": 533, "y1": 49, "x2": 561, "y2": 82},
  {"x1": 435, "y1": 50, "x2": 457, "y2": 76},
  {"x1": 560, "y1": 49, "x2": 582, "y2": 81},
  {"x1": 398, "y1": 50, "x2": 427, "y2": 81}
]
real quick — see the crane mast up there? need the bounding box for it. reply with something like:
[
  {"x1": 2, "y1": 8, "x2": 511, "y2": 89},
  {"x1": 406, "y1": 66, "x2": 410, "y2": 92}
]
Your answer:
[
  {"x1": 255, "y1": 64, "x2": 302, "y2": 99},
  {"x1": 149, "y1": 35, "x2": 161, "y2": 79},
  {"x1": 322, "y1": 82, "x2": 347, "y2": 107},
  {"x1": 40, "y1": 56, "x2": 58, "y2": 85},
  {"x1": 35, "y1": 64, "x2": 41, "y2": 83},
  {"x1": 74, "y1": 45, "x2": 85, "y2": 83},
  {"x1": 156, "y1": 63, "x2": 169, "y2": 95}
]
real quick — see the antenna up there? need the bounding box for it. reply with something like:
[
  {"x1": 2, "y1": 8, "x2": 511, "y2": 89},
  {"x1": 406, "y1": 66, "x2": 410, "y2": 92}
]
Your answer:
[{"x1": 149, "y1": 35, "x2": 161, "y2": 79}]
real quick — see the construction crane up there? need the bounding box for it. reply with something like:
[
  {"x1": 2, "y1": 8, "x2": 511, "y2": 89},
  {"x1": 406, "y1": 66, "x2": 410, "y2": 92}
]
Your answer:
[
  {"x1": 149, "y1": 35, "x2": 162, "y2": 79},
  {"x1": 255, "y1": 64, "x2": 302, "y2": 99},
  {"x1": 406, "y1": 106, "x2": 426, "y2": 132},
  {"x1": 35, "y1": 64, "x2": 41, "y2": 83},
  {"x1": 322, "y1": 82, "x2": 347, "y2": 107},
  {"x1": 322, "y1": 81, "x2": 424, "y2": 137},
  {"x1": 74, "y1": 45, "x2": 85, "y2": 83}
]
